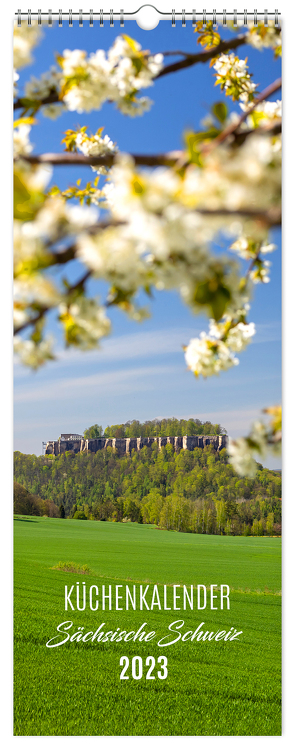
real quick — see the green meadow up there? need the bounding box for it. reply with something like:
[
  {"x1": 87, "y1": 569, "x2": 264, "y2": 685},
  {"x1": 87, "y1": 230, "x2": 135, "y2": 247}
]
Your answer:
[{"x1": 14, "y1": 517, "x2": 281, "y2": 736}]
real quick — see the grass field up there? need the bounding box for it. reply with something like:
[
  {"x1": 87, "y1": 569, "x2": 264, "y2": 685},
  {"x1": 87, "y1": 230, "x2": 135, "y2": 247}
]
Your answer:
[{"x1": 14, "y1": 517, "x2": 281, "y2": 736}]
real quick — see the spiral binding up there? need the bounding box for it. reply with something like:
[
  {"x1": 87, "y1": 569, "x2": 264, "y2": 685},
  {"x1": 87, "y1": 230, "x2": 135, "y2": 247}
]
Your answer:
[{"x1": 16, "y1": 7, "x2": 281, "y2": 27}]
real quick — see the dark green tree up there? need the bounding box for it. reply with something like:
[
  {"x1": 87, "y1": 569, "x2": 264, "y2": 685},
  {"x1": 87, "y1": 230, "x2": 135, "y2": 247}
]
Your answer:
[{"x1": 84, "y1": 424, "x2": 103, "y2": 440}]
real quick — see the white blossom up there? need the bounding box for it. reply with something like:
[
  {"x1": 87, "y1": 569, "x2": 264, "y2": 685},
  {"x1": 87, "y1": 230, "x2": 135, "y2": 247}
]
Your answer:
[
  {"x1": 62, "y1": 49, "x2": 113, "y2": 113},
  {"x1": 58, "y1": 298, "x2": 111, "y2": 349},
  {"x1": 13, "y1": 21, "x2": 42, "y2": 71},
  {"x1": 242, "y1": 99, "x2": 282, "y2": 126},
  {"x1": 246, "y1": 21, "x2": 281, "y2": 53},
  {"x1": 25, "y1": 67, "x2": 63, "y2": 101},
  {"x1": 228, "y1": 408, "x2": 281, "y2": 477},
  {"x1": 13, "y1": 305, "x2": 29, "y2": 329},
  {"x1": 209, "y1": 319, "x2": 256, "y2": 352},
  {"x1": 26, "y1": 197, "x2": 99, "y2": 243},
  {"x1": 13, "y1": 124, "x2": 33, "y2": 158},
  {"x1": 14, "y1": 275, "x2": 61, "y2": 308},
  {"x1": 185, "y1": 334, "x2": 239, "y2": 378},
  {"x1": 228, "y1": 437, "x2": 258, "y2": 478},
  {"x1": 213, "y1": 53, "x2": 257, "y2": 104},
  {"x1": 117, "y1": 96, "x2": 152, "y2": 117},
  {"x1": 184, "y1": 315, "x2": 255, "y2": 378},
  {"x1": 22, "y1": 36, "x2": 163, "y2": 118},
  {"x1": 74, "y1": 129, "x2": 118, "y2": 174},
  {"x1": 77, "y1": 226, "x2": 146, "y2": 292},
  {"x1": 14, "y1": 335, "x2": 55, "y2": 369},
  {"x1": 230, "y1": 236, "x2": 276, "y2": 260},
  {"x1": 250, "y1": 261, "x2": 271, "y2": 284},
  {"x1": 41, "y1": 103, "x2": 67, "y2": 120},
  {"x1": 14, "y1": 220, "x2": 45, "y2": 272}
]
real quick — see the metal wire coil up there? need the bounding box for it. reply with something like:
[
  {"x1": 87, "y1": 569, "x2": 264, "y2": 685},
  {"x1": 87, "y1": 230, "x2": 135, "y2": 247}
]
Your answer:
[{"x1": 16, "y1": 7, "x2": 281, "y2": 27}]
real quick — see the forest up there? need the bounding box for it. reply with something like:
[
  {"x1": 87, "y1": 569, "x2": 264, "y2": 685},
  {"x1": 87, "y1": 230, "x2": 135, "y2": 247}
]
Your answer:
[
  {"x1": 14, "y1": 438, "x2": 281, "y2": 537},
  {"x1": 83, "y1": 417, "x2": 226, "y2": 440}
]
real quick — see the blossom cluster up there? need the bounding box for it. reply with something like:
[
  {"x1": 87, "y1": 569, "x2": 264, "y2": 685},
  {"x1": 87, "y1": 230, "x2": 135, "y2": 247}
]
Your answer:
[
  {"x1": 14, "y1": 335, "x2": 55, "y2": 369},
  {"x1": 75, "y1": 128, "x2": 280, "y2": 320},
  {"x1": 24, "y1": 67, "x2": 66, "y2": 119},
  {"x1": 13, "y1": 20, "x2": 42, "y2": 71},
  {"x1": 13, "y1": 123, "x2": 33, "y2": 158},
  {"x1": 213, "y1": 53, "x2": 257, "y2": 104},
  {"x1": 16, "y1": 35, "x2": 163, "y2": 118},
  {"x1": 13, "y1": 156, "x2": 113, "y2": 365},
  {"x1": 246, "y1": 21, "x2": 282, "y2": 56},
  {"x1": 66, "y1": 127, "x2": 118, "y2": 175},
  {"x1": 58, "y1": 297, "x2": 111, "y2": 349},
  {"x1": 229, "y1": 235, "x2": 276, "y2": 284},
  {"x1": 184, "y1": 319, "x2": 255, "y2": 378},
  {"x1": 243, "y1": 99, "x2": 282, "y2": 127},
  {"x1": 77, "y1": 154, "x2": 249, "y2": 317},
  {"x1": 13, "y1": 120, "x2": 280, "y2": 366},
  {"x1": 228, "y1": 406, "x2": 282, "y2": 477}
]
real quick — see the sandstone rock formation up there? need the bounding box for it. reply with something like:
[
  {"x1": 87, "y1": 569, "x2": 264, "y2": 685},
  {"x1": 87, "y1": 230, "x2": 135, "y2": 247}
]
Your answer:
[{"x1": 45, "y1": 434, "x2": 227, "y2": 456}]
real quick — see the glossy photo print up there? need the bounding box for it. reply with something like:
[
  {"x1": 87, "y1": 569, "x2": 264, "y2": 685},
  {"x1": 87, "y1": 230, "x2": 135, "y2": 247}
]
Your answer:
[{"x1": 13, "y1": 11, "x2": 281, "y2": 736}]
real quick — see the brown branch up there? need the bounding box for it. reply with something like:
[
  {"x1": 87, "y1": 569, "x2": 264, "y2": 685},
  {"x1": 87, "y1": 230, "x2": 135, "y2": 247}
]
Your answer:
[
  {"x1": 17, "y1": 120, "x2": 281, "y2": 170},
  {"x1": 18, "y1": 151, "x2": 183, "y2": 168},
  {"x1": 14, "y1": 306, "x2": 49, "y2": 335},
  {"x1": 161, "y1": 50, "x2": 197, "y2": 57},
  {"x1": 233, "y1": 120, "x2": 281, "y2": 144},
  {"x1": 195, "y1": 207, "x2": 281, "y2": 226},
  {"x1": 50, "y1": 245, "x2": 76, "y2": 265},
  {"x1": 155, "y1": 34, "x2": 248, "y2": 79},
  {"x1": 44, "y1": 220, "x2": 125, "y2": 266},
  {"x1": 14, "y1": 92, "x2": 60, "y2": 111},
  {"x1": 62, "y1": 269, "x2": 92, "y2": 295}
]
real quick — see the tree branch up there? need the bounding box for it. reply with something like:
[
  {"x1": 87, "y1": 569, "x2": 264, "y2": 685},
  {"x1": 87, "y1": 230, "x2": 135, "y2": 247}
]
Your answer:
[
  {"x1": 195, "y1": 207, "x2": 281, "y2": 226},
  {"x1": 213, "y1": 77, "x2": 282, "y2": 147},
  {"x1": 46, "y1": 220, "x2": 125, "y2": 265},
  {"x1": 14, "y1": 306, "x2": 49, "y2": 335},
  {"x1": 161, "y1": 50, "x2": 197, "y2": 57},
  {"x1": 233, "y1": 120, "x2": 281, "y2": 144},
  {"x1": 14, "y1": 92, "x2": 60, "y2": 111},
  {"x1": 17, "y1": 119, "x2": 281, "y2": 171},
  {"x1": 19, "y1": 150, "x2": 183, "y2": 168},
  {"x1": 155, "y1": 34, "x2": 248, "y2": 79}
]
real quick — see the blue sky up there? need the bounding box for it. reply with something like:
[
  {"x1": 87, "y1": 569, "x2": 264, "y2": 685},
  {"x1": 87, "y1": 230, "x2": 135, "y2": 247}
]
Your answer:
[{"x1": 14, "y1": 21, "x2": 281, "y2": 465}]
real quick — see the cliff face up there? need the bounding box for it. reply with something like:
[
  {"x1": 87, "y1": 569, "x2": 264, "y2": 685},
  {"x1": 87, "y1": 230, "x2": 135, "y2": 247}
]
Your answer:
[{"x1": 45, "y1": 434, "x2": 227, "y2": 456}]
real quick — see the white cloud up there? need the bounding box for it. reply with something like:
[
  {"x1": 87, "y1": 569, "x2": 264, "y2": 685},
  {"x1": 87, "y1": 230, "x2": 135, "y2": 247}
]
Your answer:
[
  {"x1": 58, "y1": 327, "x2": 196, "y2": 364},
  {"x1": 254, "y1": 321, "x2": 281, "y2": 344},
  {"x1": 14, "y1": 364, "x2": 173, "y2": 405}
]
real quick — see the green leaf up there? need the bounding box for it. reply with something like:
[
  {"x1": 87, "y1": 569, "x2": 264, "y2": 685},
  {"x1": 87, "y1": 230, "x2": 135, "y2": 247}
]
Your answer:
[
  {"x1": 209, "y1": 288, "x2": 231, "y2": 320},
  {"x1": 193, "y1": 276, "x2": 231, "y2": 320},
  {"x1": 211, "y1": 102, "x2": 228, "y2": 124},
  {"x1": 14, "y1": 170, "x2": 45, "y2": 221},
  {"x1": 185, "y1": 128, "x2": 220, "y2": 165},
  {"x1": 122, "y1": 34, "x2": 139, "y2": 53}
]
